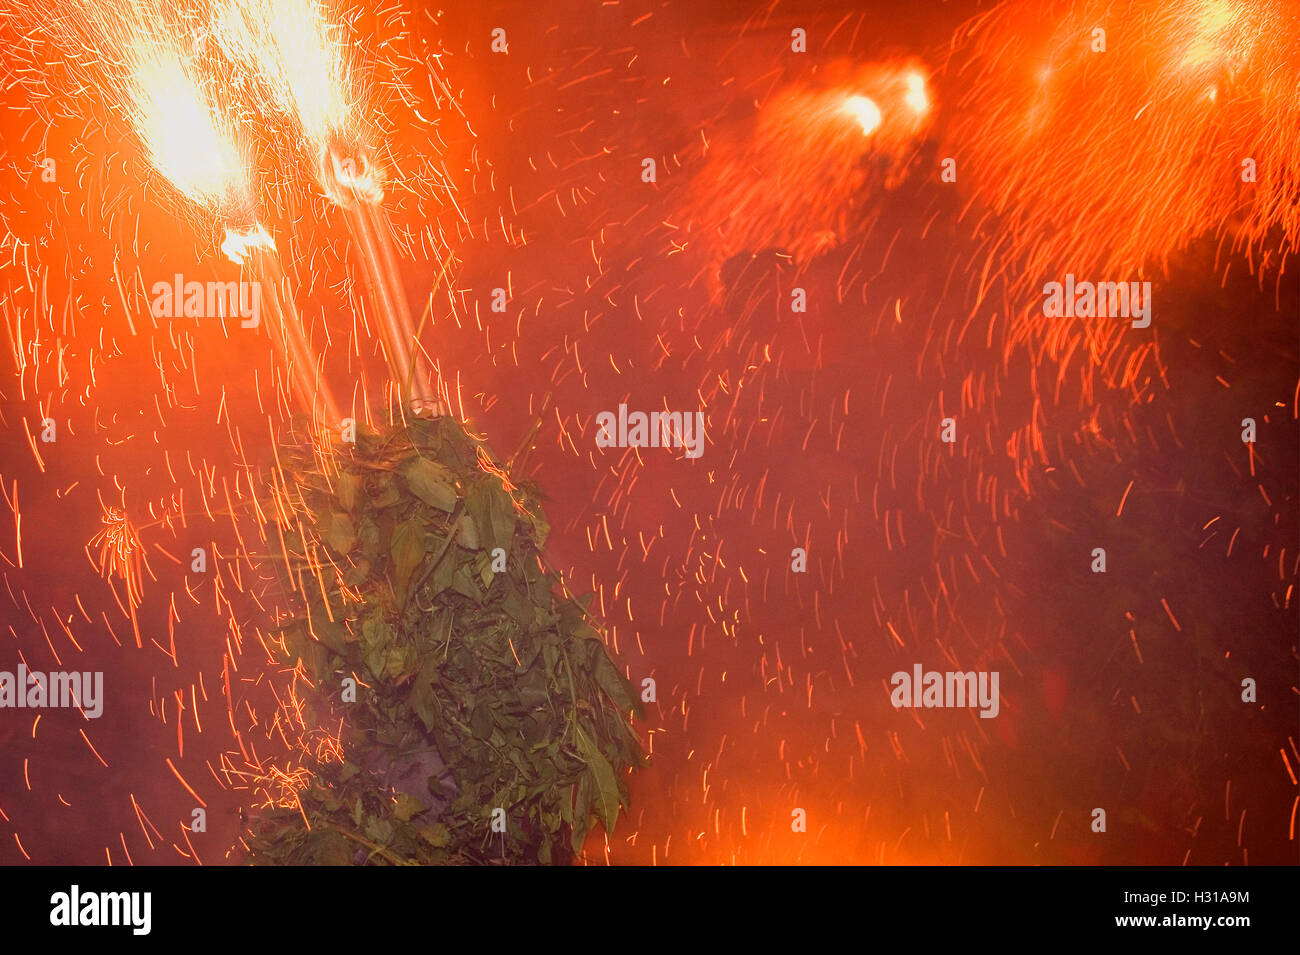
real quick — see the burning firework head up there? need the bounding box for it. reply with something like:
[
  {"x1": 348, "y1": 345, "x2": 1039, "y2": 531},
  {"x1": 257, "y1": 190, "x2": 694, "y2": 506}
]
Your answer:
[
  {"x1": 684, "y1": 59, "x2": 936, "y2": 277},
  {"x1": 318, "y1": 132, "x2": 385, "y2": 207},
  {"x1": 947, "y1": 0, "x2": 1300, "y2": 288},
  {"x1": 834, "y1": 59, "x2": 934, "y2": 144},
  {"x1": 219, "y1": 221, "x2": 276, "y2": 266}
]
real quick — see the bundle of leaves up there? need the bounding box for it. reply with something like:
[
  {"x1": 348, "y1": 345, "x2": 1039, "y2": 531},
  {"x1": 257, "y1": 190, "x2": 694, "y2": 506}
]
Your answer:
[{"x1": 247, "y1": 413, "x2": 642, "y2": 865}]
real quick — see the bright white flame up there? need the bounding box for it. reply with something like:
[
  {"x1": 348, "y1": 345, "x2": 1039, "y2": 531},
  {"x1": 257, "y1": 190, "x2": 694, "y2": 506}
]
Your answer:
[
  {"x1": 128, "y1": 39, "x2": 245, "y2": 208},
  {"x1": 221, "y1": 223, "x2": 276, "y2": 265},
  {"x1": 844, "y1": 95, "x2": 882, "y2": 135},
  {"x1": 214, "y1": 0, "x2": 354, "y2": 146},
  {"x1": 904, "y1": 71, "x2": 929, "y2": 114}
]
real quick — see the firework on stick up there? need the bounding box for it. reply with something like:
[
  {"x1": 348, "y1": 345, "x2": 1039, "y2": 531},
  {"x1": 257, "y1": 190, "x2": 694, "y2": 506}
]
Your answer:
[
  {"x1": 125, "y1": 26, "x2": 342, "y2": 434},
  {"x1": 213, "y1": 0, "x2": 446, "y2": 418}
]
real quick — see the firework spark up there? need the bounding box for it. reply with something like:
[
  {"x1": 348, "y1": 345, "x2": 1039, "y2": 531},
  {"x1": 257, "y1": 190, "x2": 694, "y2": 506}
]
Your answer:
[
  {"x1": 87, "y1": 505, "x2": 145, "y2": 610},
  {"x1": 947, "y1": 0, "x2": 1300, "y2": 287}
]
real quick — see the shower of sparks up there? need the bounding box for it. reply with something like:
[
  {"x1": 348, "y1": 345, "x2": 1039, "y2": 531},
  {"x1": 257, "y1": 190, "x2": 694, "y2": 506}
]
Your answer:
[
  {"x1": 0, "y1": 0, "x2": 1294, "y2": 870},
  {"x1": 126, "y1": 36, "x2": 249, "y2": 211},
  {"x1": 948, "y1": 0, "x2": 1300, "y2": 287},
  {"x1": 212, "y1": 0, "x2": 359, "y2": 152}
]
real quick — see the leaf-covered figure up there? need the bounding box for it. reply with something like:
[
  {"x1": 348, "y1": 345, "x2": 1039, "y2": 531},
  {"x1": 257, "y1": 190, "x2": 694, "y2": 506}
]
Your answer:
[{"x1": 247, "y1": 413, "x2": 642, "y2": 864}]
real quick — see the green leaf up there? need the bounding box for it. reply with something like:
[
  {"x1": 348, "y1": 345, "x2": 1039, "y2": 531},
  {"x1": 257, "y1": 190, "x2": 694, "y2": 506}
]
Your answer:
[
  {"x1": 371, "y1": 476, "x2": 402, "y2": 509},
  {"x1": 570, "y1": 774, "x2": 594, "y2": 853},
  {"x1": 336, "y1": 472, "x2": 362, "y2": 512},
  {"x1": 403, "y1": 457, "x2": 458, "y2": 512},
  {"x1": 308, "y1": 602, "x2": 347, "y2": 654},
  {"x1": 343, "y1": 556, "x2": 371, "y2": 587},
  {"x1": 361, "y1": 617, "x2": 395, "y2": 678},
  {"x1": 429, "y1": 545, "x2": 456, "y2": 597},
  {"x1": 466, "y1": 478, "x2": 516, "y2": 554},
  {"x1": 575, "y1": 725, "x2": 621, "y2": 836},
  {"x1": 418, "y1": 824, "x2": 451, "y2": 848},
  {"x1": 323, "y1": 511, "x2": 356, "y2": 553},
  {"x1": 523, "y1": 503, "x2": 549, "y2": 549},
  {"x1": 356, "y1": 516, "x2": 381, "y2": 560},
  {"x1": 318, "y1": 831, "x2": 354, "y2": 865},
  {"x1": 455, "y1": 513, "x2": 480, "y2": 550},
  {"x1": 486, "y1": 486, "x2": 517, "y2": 556},
  {"x1": 390, "y1": 517, "x2": 426, "y2": 605},
  {"x1": 594, "y1": 650, "x2": 642, "y2": 716},
  {"x1": 393, "y1": 794, "x2": 424, "y2": 822},
  {"x1": 451, "y1": 563, "x2": 484, "y2": 603},
  {"x1": 409, "y1": 655, "x2": 441, "y2": 731},
  {"x1": 365, "y1": 815, "x2": 395, "y2": 845},
  {"x1": 469, "y1": 703, "x2": 493, "y2": 739},
  {"x1": 477, "y1": 552, "x2": 496, "y2": 590}
]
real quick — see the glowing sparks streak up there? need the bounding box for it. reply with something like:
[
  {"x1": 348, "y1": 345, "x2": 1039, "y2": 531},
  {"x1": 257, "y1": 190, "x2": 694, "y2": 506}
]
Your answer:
[
  {"x1": 246, "y1": 245, "x2": 343, "y2": 436},
  {"x1": 221, "y1": 222, "x2": 344, "y2": 429},
  {"x1": 337, "y1": 189, "x2": 443, "y2": 414},
  {"x1": 88, "y1": 506, "x2": 145, "y2": 609}
]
